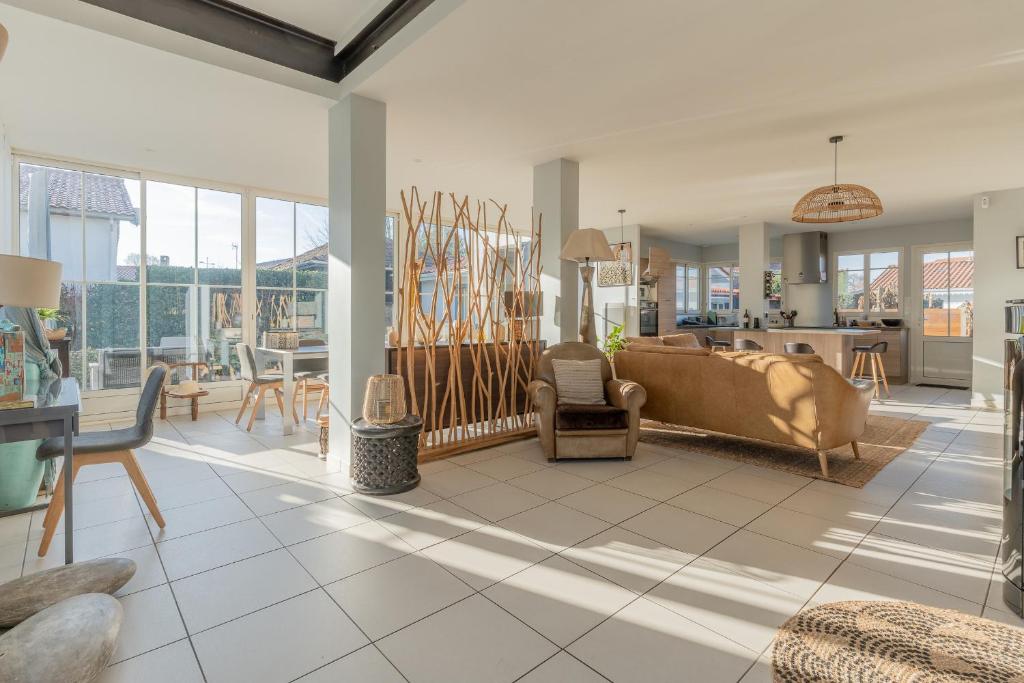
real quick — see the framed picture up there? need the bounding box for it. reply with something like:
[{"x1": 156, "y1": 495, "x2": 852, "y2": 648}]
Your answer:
[
  {"x1": 597, "y1": 242, "x2": 633, "y2": 287},
  {"x1": 1017, "y1": 236, "x2": 1024, "y2": 269}
]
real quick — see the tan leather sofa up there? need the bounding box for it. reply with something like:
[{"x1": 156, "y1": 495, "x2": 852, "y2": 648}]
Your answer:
[
  {"x1": 527, "y1": 342, "x2": 647, "y2": 461},
  {"x1": 613, "y1": 344, "x2": 874, "y2": 477}
]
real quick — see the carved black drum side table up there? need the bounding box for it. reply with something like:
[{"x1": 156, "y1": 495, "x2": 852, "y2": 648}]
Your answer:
[{"x1": 350, "y1": 415, "x2": 422, "y2": 495}]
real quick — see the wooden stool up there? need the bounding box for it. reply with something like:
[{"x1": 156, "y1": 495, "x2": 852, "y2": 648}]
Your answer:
[
  {"x1": 317, "y1": 416, "x2": 329, "y2": 461},
  {"x1": 851, "y1": 340, "x2": 890, "y2": 399},
  {"x1": 161, "y1": 387, "x2": 209, "y2": 421}
]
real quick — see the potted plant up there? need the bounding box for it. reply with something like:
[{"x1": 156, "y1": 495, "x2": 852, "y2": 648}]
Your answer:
[
  {"x1": 36, "y1": 308, "x2": 67, "y2": 341},
  {"x1": 602, "y1": 324, "x2": 626, "y2": 379}
]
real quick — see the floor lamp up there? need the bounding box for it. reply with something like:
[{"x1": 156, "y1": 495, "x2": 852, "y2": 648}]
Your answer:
[{"x1": 560, "y1": 229, "x2": 614, "y2": 346}]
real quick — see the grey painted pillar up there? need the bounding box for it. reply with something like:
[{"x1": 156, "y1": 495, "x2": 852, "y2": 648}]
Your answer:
[
  {"x1": 533, "y1": 159, "x2": 580, "y2": 344},
  {"x1": 327, "y1": 94, "x2": 386, "y2": 460},
  {"x1": 738, "y1": 222, "x2": 769, "y2": 323}
]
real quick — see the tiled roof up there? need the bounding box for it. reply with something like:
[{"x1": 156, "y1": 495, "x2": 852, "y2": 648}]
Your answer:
[
  {"x1": 256, "y1": 237, "x2": 394, "y2": 270},
  {"x1": 870, "y1": 256, "x2": 973, "y2": 292},
  {"x1": 19, "y1": 166, "x2": 139, "y2": 223}
]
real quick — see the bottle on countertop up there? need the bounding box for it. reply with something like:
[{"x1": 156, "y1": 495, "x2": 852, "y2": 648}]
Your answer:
[
  {"x1": 742, "y1": 309, "x2": 750, "y2": 329},
  {"x1": 833, "y1": 308, "x2": 840, "y2": 327}
]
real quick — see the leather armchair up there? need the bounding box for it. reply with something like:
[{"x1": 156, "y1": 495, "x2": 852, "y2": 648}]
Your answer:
[{"x1": 527, "y1": 342, "x2": 647, "y2": 461}]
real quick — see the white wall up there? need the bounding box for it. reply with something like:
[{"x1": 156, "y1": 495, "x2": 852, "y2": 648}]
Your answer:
[
  {"x1": 972, "y1": 189, "x2": 1024, "y2": 408},
  {"x1": 639, "y1": 234, "x2": 701, "y2": 262}
]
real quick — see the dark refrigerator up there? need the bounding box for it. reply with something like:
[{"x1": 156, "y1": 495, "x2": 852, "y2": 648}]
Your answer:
[{"x1": 1002, "y1": 300, "x2": 1024, "y2": 615}]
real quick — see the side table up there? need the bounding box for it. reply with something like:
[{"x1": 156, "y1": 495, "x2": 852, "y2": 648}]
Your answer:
[
  {"x1": 160, "y1": 388, "x2": 209, "y2": 421},
  {"x1": 350, "y1": 416, "x2": 422, "y2": 495}
]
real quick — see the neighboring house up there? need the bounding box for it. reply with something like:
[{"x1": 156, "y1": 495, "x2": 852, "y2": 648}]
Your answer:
[{"x1": 19, "y1": 166, "x2": 139, "y2": 282}]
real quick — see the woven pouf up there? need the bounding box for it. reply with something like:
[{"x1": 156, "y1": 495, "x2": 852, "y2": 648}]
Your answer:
[{"x1": 773, "y1": 601, "x2": 1024, "y2": 683}]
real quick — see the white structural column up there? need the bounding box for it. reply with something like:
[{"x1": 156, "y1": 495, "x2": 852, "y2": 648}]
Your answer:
[
  {"x1": 533, "y1": 159, "x2": 580, "y2": 344},
  {"x1": 738, "y1": 222, "x2": 769, "y2": 322},
  {"x1": 327, "y1": 94, "x2": 387, "y2": 458},
  {"x1": 973, "y1": 187, "x2": 1024, "y2": 408}
]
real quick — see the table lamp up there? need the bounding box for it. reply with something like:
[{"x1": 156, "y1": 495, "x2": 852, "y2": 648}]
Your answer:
[
  {"x1": 0, "y1": 255, "x2": 63, "y2": 403},
  {"x1": 560, "y1": 229, "x2": 614, "y2": 345}
]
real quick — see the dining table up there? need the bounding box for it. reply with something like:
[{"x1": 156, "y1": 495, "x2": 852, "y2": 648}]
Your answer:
[
  {"x1": 0, "y1": 377, "x2": 80, "y2": 564},
  {"x1": 255, "y1": 345, "x2": 328, "y2": 435}
]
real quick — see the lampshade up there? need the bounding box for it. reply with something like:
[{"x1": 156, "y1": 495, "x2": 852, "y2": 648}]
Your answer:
[
  {"x1": 560, "y1": 229, "x2": 614, "y2": 263},
  {"x1": 792, "y1": 184, "x2": 884, "y2": 223},
  {"x1": 0, "y1": 23, "x2": 8, "y2": 63},
  {"x1": 0, "y1": 255, "x2": 63, "y2": 308}
]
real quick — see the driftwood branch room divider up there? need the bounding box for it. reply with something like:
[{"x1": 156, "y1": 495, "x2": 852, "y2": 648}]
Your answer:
[{"x1": 387, "y1": 188, "x2": 545, "y2": 460}]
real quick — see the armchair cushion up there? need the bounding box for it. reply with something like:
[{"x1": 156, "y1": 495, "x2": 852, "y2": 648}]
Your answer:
[
  {"x1": 555, "y1": 404, "x2": 629, "y2": 431},
  {"x1": 625, "y1": 336, "x2": 663, "y2": 346},
  {"x1": 550, "y1": 359, "x2": 605, "y2": 405}
]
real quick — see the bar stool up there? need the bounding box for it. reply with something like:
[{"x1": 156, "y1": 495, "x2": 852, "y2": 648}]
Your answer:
[
  {"x1": 705, "y1": 336, "x2": 732, "y2": 352},
  {"x1": 851, "y1": 340, "x2": 890, "y2": 399},
  {"x1": 784, "y1": 342, "x2": 816, "y2": 354},
  {"x1": 733, "y1": 339, "x2": 763, "y2": 351}
]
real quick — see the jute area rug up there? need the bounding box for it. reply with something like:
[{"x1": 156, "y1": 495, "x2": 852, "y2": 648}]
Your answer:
[{"x1": 639, "y1": 415, "x2": 930, "y2": 487}]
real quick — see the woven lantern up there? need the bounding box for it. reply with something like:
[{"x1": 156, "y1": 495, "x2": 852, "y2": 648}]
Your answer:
[
  {"x1": 792, "y1": 136, "x2": 883, "y2": 224},
  {"x1": 362, "y1": 374, "x2": 407, "y2": 425}
]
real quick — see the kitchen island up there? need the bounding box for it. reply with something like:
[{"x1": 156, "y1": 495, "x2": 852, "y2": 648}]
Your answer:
[{"x1": 733, "y1": 328, "x2": 880, "y2": 376}]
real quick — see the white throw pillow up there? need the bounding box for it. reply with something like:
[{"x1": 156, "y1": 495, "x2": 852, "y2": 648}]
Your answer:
[{"x1": 550, "y1": 358, "x2": 606, "y2": 405}]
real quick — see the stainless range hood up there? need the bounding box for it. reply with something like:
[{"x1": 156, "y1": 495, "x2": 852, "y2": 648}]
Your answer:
[{"x1": 782, "y1": 231, "x2": 828, "y2": 284}]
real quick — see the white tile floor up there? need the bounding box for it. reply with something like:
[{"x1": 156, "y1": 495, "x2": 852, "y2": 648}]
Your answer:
[{"x1": 1, "y1": 383, "x2": 1021, "y2": 682}]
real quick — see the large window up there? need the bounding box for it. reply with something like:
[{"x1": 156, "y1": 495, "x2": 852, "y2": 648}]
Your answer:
[
  {"x1": 921, "y1": 249, "x2": 974, "y2": 337},
  {"x1": 674, "y1": 263, "x2": 701, "y2": 317},
  {"x1": 256, "y1": 197, "x2": 328, "y2": 342},
  {"x1": 766, "y1": 261, "x2": 783, "y2": 311},
  {"x1": 707, "y1": 263, "x2": 739, "y2": 312},
  {"x1": 836, "y1": 250, "x2": 900, "y2": 315},
  {"x1": 20, "y1": 163, "x2": 141, "y2": 389},
  {"x1": 146, "y1": 182, "x2": 242, "y2": 383}
]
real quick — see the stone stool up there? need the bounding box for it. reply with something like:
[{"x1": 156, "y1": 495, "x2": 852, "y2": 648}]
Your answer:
[
  {"x1": 0, "y1": 594, "x2": 123, "y2": 683},
  {"x1": 0, "y1": 557, "x2": 136, "y2": 628},
  {"x1": 773, "y1": 600, "x2": 1024, "y2": 682}
]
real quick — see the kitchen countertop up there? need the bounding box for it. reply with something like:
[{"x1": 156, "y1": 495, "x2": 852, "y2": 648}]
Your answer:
[{"x1": 757, "y1": 328, "x2": 879, "y2": 336}]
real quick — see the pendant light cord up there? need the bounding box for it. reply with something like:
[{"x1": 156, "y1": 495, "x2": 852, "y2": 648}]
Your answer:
[{"x1": 833, "y1": 139, "x2": 838, "y2": 187}]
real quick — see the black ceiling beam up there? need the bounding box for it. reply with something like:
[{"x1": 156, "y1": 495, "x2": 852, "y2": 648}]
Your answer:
[
  {"x1": 80, "y1": 0, "x2": 338, "y2": 80},
  {"x1": 78, "y1": 0, "x2": 436, "y2": 83},
  {"x1": 330, "y1": 0, "x2": 436, "y2": 81}
]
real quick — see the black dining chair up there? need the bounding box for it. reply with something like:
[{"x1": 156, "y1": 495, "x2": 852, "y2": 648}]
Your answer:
[
  {"x1": 36, "y1": 365, "x2": 168, "y2": 557},
  {"x1": 784, "y1": 342, "x2": 816, "y2": 355},
  {"x1": 733, "y1": 339, "x2": 763, "y2": 351},
  {"x1": 705, "y1": 336, "x2": 732, "y2": 351}
]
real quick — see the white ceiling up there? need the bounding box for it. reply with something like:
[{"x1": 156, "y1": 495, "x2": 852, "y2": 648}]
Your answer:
[
  {"x1": 357, "y1": 0, "x2": 1024, "y2": 243},
  {"x1": 3, "y1": 0, "x2": 1024, "y2": 246}
]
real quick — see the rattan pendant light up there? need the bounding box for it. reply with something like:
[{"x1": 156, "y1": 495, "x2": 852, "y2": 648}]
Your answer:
[
  {"x1": 597, "y1": 209, "x2": 632, "y2": 286},
  {"x1": 792, "y1": 136, "x2": 883, "y2": 223}
]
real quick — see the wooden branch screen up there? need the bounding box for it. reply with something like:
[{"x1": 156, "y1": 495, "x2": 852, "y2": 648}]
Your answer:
[{"x1": 392, "y1": 187, "x2": 544, "y2": 460}]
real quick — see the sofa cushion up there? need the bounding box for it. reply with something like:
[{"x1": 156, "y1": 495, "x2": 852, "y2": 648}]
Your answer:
[
  {"x1": 550, "y1": 358, "x2": 606, "y2": 405},
  {"x1": 620, "y1": 345, "x2": 710, "y2": 357},
  {"x1": 555, "y1": 404, "x2": 628, "y2": 431},
  {"x1": 662, "y1": 333, "x2": 701, "y2": 348},
  {"x1": 625, "y1": 336, "x2": 663, "y2": 346}
]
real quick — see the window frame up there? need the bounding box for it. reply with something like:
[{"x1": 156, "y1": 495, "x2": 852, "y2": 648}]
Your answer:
[
  {"x1": 705, "y1": 261, "x2": 740, "y2": 314},
  {"x1": 833, "y1": 248, "x2": 904, "y2": 317},
  {"x1": 673, "y1": 261, "x2": 702, "y2": 318},
  {"x1": 11, "y1": 152, "x2": 337, "y2": 397}
]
